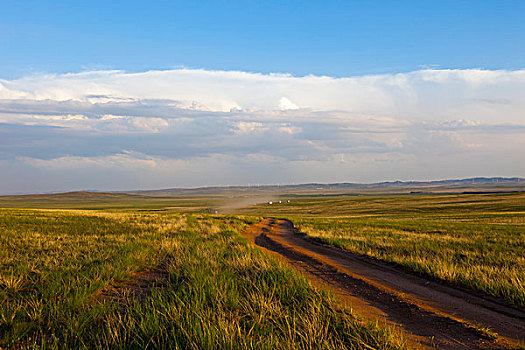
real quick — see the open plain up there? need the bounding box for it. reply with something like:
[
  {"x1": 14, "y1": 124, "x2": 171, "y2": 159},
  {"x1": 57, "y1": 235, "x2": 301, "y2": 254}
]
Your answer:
[{"x1": 1, "y1": 187, "x2": 524, "y2": 349}]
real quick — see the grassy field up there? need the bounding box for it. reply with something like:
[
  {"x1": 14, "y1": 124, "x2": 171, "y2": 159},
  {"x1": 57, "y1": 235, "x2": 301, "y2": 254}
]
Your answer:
[
  {"x1": 0, "y1": 209, "x2": 403, "y2": 349},
  {"x1": 239, "y1": 192, "x2": 525, "y2": 217},
  {"x1": 240, "y1": 193, "x2": 525, "y2": 306},
  {"x1": 0, "y1": 192, "x2": 216, "y2": 211},
  {"x1": 294, "y1": 214, "x2": 524, "y2": 306},
  {"x1": 1, "y1": 191, "x2": 523, "y2": 348}
]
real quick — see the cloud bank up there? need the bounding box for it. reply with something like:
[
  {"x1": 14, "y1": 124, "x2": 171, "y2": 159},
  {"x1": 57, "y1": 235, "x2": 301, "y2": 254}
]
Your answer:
[{"x1": 1, "y1": 68, "x2": 524, "y2": 193}]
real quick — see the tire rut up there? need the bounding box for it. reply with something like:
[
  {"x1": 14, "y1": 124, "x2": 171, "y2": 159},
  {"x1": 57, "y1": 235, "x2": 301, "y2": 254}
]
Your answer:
[{"x1": 244, "y1": 218, "x2": 525, "y2": 350}]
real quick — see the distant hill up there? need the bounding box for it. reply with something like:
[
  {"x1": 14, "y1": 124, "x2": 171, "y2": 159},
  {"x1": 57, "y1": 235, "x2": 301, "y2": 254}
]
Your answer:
[
  {"x1": 128, "y1": 177, "x2": 525, "y2": 197},
  {"x1": 1, "y1": 177, "x2": 523, "y2": 210}
]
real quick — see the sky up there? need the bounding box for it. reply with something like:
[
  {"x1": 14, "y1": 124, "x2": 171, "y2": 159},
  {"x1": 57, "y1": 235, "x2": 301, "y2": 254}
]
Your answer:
[{"x1": 1, "y1": 1, "x2": 524, "y2": 194}]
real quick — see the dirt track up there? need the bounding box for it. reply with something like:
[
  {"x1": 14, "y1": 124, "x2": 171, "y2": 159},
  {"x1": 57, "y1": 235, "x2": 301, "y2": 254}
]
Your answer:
[{"x1": 244, "y1": 218, "x2": 525, "y2": 349}]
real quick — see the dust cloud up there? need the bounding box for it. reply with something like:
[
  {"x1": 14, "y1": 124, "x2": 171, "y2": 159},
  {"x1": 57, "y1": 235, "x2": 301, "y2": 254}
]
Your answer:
[{"x1": 217, "y1": 195, "x2": 279, "y2": 214}]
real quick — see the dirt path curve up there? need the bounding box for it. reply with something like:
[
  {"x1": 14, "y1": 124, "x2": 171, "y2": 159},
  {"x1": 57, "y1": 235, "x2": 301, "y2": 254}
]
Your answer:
[{"x1": 243, "y1": 218, "x2": 525, "y2": 350}]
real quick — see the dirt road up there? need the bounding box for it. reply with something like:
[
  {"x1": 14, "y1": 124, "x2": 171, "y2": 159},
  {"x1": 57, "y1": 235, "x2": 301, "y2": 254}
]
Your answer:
[{"x1": 244, "y1": 218, "x2": 525, "y2": 349}]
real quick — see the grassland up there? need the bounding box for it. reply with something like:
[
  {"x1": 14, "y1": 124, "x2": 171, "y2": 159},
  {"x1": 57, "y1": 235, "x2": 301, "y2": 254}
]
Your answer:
[
  {"x1": 295, "y1": 214, "x2": 524, "y2": 306},
  {"x1": 0, "y1": 209, "x2": 403, "y2": 349},
  {"x1": 2, "y1": 190, "x2": 523, "y2": 348},
  {"x1": 240, "y1": 192, "x2": 525, "y2": 307},
  {"x1": 239, "y1": 192, "x2": 525, "y2": 217},
  {"x1": 0, "y1": 192, "x2": 215, "y2": 211}
]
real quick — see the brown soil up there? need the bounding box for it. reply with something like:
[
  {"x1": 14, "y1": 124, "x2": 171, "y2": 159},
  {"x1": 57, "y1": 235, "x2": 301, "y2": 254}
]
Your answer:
[
  {"x1": 244, "y1": 218, "x2": 525, "y2": 350},
  {"x1": 98, "y1": 266, "x2": 169, "y2": 309}
]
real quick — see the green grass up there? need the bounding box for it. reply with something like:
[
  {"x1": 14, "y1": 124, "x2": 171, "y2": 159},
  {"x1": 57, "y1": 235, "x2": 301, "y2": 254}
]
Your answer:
[
  {"x1": 0, "y1": 209, "x2": 404, "y2": 349},
  {"x1": 0, "y1": 192, "x2": 215, "y2": 211},
  {"x1": 239, "y1": 192, "x2": 525, "y2": 217},
  {"x1": 3, "y1": 191, "x2": 522, "y2": 347},
  {"x1": 294, "y1": 214, "x2": 524, "y2": 306},
  {"x1": 239, "y1": 193, "x2": 525, "y2": 306}
]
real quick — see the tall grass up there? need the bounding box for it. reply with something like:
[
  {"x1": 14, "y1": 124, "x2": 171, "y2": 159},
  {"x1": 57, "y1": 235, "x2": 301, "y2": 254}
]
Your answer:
[
  {"x1": 237, "y1": 192, "x2": 525, "y2": 306},
  {"x1": 294, "y1": 214, "x2": 525, "y2": 306},
  {"x1": 0, "y1": 209, "x2": 404, "y2": 349}
]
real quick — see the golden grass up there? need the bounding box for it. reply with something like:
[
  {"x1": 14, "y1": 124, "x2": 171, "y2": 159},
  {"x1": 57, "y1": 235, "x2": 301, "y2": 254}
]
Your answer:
[
  {"x1": 295, "y1": 214, "x2": 525, "y2": 306},
  {"x1": 0, "y1": 209, "x2": 405, "y2": 349}
]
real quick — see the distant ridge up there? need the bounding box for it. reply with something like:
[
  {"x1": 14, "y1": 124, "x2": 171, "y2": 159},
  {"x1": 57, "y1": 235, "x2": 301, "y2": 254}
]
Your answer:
[{"x1": 128, "y1": 177, "x2": 525, "y2": 197}]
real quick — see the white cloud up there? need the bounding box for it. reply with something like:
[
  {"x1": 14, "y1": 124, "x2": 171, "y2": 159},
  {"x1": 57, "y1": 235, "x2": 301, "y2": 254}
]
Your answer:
[
  {"x1": 1, "y1": 68, "x2": 524, "y2": 121},
  {"x1": 130, "y1": 117, "x2": 169, "y2": 133},
  {"x1": 21, "y1": 151, "x2": 159, "y2": 169},
  {"x1": 277, "y1": 123, "x2": 302, "y2": 135},
  {"x1": 0, "y1": 67, "x2": 524, "y2": 192},
  {"x1": 232, "y1": 121, "x2": 268, "y2": 134},
  {"x1": 279, "y1": 97, "x2": 299, "y2": 110}
]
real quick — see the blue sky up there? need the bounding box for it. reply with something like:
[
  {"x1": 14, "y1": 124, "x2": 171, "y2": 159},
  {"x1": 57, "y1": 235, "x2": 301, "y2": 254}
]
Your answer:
[
  {"x1": 0, "y1": 1, "x2": 524, "y2": 193},
  {"x1": 1, "y1": 1, "x2": 524, "y2": 78}
]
